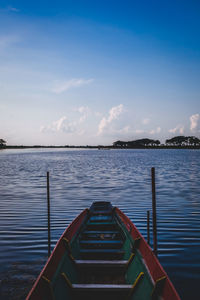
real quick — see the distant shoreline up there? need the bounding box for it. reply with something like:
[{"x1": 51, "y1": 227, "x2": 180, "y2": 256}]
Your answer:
[{"x1": 2, "y1": 145, "x2": 200, "y2": 150}]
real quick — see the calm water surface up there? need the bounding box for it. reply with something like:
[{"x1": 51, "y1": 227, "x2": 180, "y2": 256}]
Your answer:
[{"x1": 0, "y1": 149, "x2": 200, "y2": 299}]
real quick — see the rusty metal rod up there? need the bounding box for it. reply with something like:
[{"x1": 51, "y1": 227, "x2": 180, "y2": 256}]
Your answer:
[
  {"x1": 151, "y1": 167, "x2": 157, "y2": 256},
  {"x1": 47, "y1": 171, "x2": 51, "y2": 257}
]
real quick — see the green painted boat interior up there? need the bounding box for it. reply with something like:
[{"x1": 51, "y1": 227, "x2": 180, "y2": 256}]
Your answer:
[{"x1": 44, "y1": 202, "x2": 155, "y2": 300}]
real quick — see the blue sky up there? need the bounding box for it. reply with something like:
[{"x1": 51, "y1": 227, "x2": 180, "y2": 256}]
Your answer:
[{"x1": 0, "y1": 0, "x2": 200, "y2": 145}]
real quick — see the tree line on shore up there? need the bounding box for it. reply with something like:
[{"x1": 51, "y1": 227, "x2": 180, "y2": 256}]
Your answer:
[
  {"x1": 1, "y1": 136, "x2": 200, "y2": 149},
  {"x1": 113, "y1": 136, "x2": 200, "y2": 147}
]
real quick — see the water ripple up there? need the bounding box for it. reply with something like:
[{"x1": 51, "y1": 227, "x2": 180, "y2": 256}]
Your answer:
[{"x1": 0, "y1": 149, "x2": 200, "y2": 299}]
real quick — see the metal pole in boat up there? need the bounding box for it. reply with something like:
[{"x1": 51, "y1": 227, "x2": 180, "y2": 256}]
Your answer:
[
  {"x1": 151, "y1": 167, "x2": 157, "y2": 256},
  {"x1": 147, "y1": 210, "x2": 150, "y2": 245},
  {"x1": 47, "y1": 171, "x2": 51, "y2": 257}
]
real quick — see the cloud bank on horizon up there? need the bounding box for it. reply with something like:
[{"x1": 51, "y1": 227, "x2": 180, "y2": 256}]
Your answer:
[
  {"x1": 39, "y1": 104, "x2": 200, "y2": 145},
  {"x1": 0, "y1": 1, "x2": 200, "y2": 145}
]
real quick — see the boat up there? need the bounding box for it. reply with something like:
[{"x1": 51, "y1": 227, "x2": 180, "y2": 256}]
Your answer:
[{"x1": 27, "y1": 201, "x2": 180, "y2": 300}]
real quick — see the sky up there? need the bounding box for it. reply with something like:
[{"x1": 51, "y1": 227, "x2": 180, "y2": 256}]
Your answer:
[{"x1": 0, "y1": 0, "x2": 200, "y2": 146}]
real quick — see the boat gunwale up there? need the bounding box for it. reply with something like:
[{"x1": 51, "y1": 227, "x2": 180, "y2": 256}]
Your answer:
[
  {"x1": 26, "y1": 208, "x2": 89, "y2": 300},
  {"x1": 115, "y1": 207, "x2": 180, "y2": 300}
]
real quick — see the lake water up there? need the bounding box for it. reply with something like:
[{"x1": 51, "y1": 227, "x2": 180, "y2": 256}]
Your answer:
[{"x1": 0, "y1": 148, "x2": 200, "y2": 299}]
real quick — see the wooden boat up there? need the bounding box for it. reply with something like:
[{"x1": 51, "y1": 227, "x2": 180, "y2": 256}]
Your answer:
[{"x1": 27, "y1": 202, "x2": 180, "y2": 300}]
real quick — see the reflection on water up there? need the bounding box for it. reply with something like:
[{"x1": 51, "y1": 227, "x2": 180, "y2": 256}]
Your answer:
[{"x1": 0, "y1": 149, "x2": 200, "y2": 299}]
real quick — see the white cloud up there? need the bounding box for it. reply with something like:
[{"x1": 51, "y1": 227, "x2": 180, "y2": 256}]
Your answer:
[
  {"x1": 142, "y1": 118, "x2": 150, "y2": 125},
  {"x1": 52, "y1": 78, "x2": 93, "y2": 93},
  {"x1": 40, "y1": 116, "x2": 78, "y2": 134},
  {"x1": 40, "y1": 116, "x2": 67, "y2": 133},
  {"x1": 190, "y1": 114, "x2": 200, "y2": 131},
  {"x1": 77, "y1": 106, "x2": 89, "y2": 114},
  {"x1": 98, "y1": 104, "x2": 124, "y2": 135},
  {"x1": 98, "y1": 118, "x2": 107, "y2": 134},
  {"x1": 179, "y1": 127, "x2": 184, "y2": 135},
  {"x1": 40, "y1": 109, "x2": 90, "y2": 135},
  {"x1": 149, "y1": 127, "x2": 161, "y2": 135},
  {"x1": 169, "y1": 125, "x2": 184, "y2": 135},
  {"x1": 76, "y1": 106, "x2": 90, "y2": 122},
  {"x1": 55, "y1": 116, "x2": 67, "y2": 131}
]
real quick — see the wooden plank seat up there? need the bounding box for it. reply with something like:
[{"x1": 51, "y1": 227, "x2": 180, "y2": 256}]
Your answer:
[
  {"x1": 87, "y1": 221, "x2": 115, "y2": 226},
  {"x1": 75, "y1": 259, "x2": 128, "y2": 273},
  {"x1": 75, "y1": 259, "x2": 128, "y2": 267},
  {"x1": 80, "y1": 240, "x2": 123, "y2": 249},
  {"x1": 82, "y1": 230, "x2": 119, "y2": 234},
  {"x1": 81, "y1": 230, "x2": 121, "y2": 240},
  {"x1": 75, "y1": 254, "x2": 134, "y2": 270},
  {"x1": 90, "y1": 215, "x2": 113, "y2": 222},
  {"x1": 90, "y1": 210, "x2": 113, "y2": 215},
  {"x1": 72, "y1": 283, "x2": 132, "y2": 291},
  {"x1": 71, "y1": 284, "x2": 132, "y2": 300},
  {"x1": 86, "y1": 222, "x2": 117, "y2": 231},
  {"x1": 80, "y1": 249, "x2": 125, "y2": 260},
  {"x1": 61, "y1": 272, "x2": 144, "y2": 298}
]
